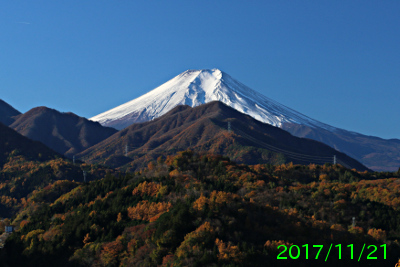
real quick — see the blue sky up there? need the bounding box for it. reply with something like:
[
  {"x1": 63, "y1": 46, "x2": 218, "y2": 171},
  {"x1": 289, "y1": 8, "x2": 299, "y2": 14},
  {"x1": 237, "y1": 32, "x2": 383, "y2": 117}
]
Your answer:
[{"x1": 1, "y1": 1, "x2": 399, "y2": 139}]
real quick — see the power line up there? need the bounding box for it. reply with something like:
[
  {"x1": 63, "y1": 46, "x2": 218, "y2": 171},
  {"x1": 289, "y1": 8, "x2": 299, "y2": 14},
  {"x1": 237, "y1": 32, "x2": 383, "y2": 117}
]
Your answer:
[
  {"x1": 230, "y1": 125, "x2": 359, "y2": 169},
  {"x1": 336, "y1": 159, "x2": 352, "y2": 169},
  {"x1": 232, "y1": 126, "x2": 334, "y2": 161},
  {"x1": 121, "y1": 122, "x2": 355, "y2": 169}
]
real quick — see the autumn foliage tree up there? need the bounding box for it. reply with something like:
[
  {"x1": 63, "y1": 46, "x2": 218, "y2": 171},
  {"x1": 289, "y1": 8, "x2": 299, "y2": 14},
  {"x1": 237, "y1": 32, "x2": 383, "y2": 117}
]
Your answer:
[{"x1": 127, "y1": 200, "x2": 172, "y2": 222}]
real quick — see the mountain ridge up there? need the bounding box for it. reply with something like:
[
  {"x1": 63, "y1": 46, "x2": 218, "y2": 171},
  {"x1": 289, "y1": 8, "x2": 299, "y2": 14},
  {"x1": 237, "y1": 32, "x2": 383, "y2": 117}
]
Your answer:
[
  {"x1": 81, "y1": 101, "x2": 369, "y2": 172},
  {"x1": 0, "y1": 121, "x2": 60, "y2": 166},
  {"x1": 10, "y1": 106, "x2": 118, "y2": 157},
  {"x1": 283, "y1": 123, "x2": 400, "y2": 172},
  {"x1": 89, "y1": 69, "x2": 399, "y2": 171},
  {"x1": 0, "y1": 99, "x2": 21, "y2": 126}
]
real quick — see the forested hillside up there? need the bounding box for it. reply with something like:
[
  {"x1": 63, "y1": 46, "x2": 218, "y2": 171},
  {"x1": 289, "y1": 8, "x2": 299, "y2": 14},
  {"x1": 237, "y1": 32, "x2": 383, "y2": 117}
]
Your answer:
[
  {"x1": 1, "y1": 151, "x2": 399, "y2": 266},
  {"x1": 0, "y1": 122, "x2": 116, "y2": 218},
  {"x1": 79, "y1": 102, "x2": 368, "y2": 172}
]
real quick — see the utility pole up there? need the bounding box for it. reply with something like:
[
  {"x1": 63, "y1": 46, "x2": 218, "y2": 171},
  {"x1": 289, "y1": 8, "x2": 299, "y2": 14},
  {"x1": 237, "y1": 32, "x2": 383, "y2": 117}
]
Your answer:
[
  {"x1": 333, "y1": 155, "x2": 337, "y2": 165},
  {"x1": 83, "y1": 171, "x2": 87, "y2": 183}
]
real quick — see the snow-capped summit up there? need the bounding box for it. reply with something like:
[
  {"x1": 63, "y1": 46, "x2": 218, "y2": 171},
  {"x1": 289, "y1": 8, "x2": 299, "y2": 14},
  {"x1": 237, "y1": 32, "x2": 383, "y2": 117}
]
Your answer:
[{"x1": 90, "y1": 68, "x2": 336, "y2": 131}]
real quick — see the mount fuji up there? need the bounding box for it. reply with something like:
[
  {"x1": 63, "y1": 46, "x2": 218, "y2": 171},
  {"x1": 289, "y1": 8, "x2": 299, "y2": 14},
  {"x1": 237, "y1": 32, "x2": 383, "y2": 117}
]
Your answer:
[
  {"x1": 91, "y1": 69, "x2": 336, "y2": 131},
  {"x1": 90, "y1": 69, "x2": 400, "y2": 171}
]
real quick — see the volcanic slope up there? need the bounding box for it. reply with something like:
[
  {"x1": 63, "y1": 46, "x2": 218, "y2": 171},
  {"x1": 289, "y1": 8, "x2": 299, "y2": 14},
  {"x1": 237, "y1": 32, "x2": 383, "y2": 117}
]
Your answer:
[
  {"x1": 0, "y1": 99, "x2": 21, "y2": 125},
  {"x1": 90, "y1": 69, "x2": 333, "y2": 131},
  {"x1": 80, "y1": 102, "x2": 368, "y2": 172},
  {"x1": 10, "y1": 107, "x2": 118, "y2": 157}
]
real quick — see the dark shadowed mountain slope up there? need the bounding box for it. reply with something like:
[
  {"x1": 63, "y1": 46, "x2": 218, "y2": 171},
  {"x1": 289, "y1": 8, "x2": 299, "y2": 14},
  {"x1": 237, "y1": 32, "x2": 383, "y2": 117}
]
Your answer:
[
  {"x1": 0, "y1": 122, "x2": 59, "y2": 166},
  {"x1": 0, "y1": 99, "x2": 21, "y2": 126},
  {"x1": 282, "y1": 123, "x2": 400, "y2": 172},
  {"x1": 79, "y1": 102, "x2": 368, "y2": 172},
  {"x1": 10, "y1": 107, "x2": 118, "y2": 157}
]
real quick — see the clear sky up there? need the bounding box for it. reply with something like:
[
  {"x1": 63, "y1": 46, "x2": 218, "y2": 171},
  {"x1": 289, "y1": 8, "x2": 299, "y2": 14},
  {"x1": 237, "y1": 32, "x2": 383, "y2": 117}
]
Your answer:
[{"x1": 1, "y1": 1, "x2": 399, "y2": 139}]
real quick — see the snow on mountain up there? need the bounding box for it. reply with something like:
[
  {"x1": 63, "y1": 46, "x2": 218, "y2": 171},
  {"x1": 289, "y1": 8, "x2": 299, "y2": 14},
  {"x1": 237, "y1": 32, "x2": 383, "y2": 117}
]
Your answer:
[{"x1": 90, "y1": 69, "x2": 338, "y2": 131}]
